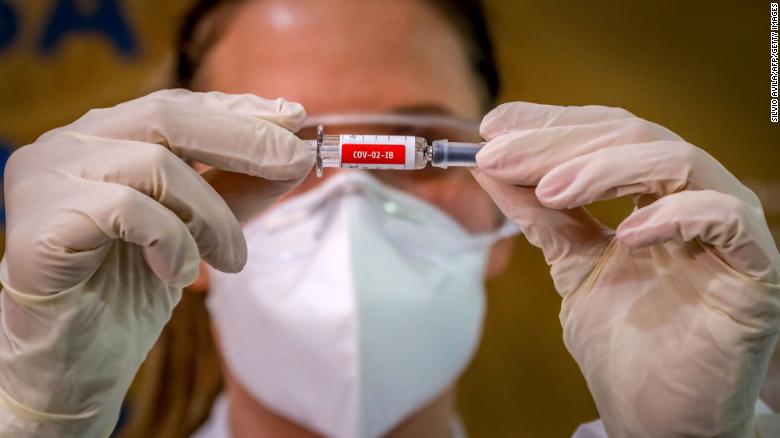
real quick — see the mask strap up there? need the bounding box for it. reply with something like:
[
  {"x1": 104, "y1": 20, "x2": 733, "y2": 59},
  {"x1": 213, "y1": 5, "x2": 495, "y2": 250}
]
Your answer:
[
  {"x1": 460, "y1": 219, "x2": 521, "y2": 250},
  {"x1": 494, "y1": 218, "x2": 522, "y2": 240}
]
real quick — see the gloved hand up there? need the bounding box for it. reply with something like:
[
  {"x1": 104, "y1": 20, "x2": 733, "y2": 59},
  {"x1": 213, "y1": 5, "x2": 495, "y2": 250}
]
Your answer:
[
  {"x1": 472, "y1": 102, "x2": 780, "y2": 437},
  {"x1": 0, "y1": 89, "x2": 314, "y2": 437}
]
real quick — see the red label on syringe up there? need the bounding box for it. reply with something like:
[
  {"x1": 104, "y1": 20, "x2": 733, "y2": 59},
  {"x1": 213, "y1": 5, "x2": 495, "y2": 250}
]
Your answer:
[
  {"x1": 338, "y1": 135, "x2": 417, "y2": 170},
  {"x1": 341, "y1": 144, "x2": 406, "y2": 166}
]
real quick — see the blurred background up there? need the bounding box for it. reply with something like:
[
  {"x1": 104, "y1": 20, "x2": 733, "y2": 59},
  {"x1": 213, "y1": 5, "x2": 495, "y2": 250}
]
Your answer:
[{"x1": 0, "y1": 1, "x2": 778, "y2": 437}]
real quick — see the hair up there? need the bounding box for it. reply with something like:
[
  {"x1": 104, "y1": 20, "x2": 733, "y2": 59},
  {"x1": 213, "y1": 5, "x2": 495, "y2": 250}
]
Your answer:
[
  {"x1": 173, "y1": 0, "x2": 501, "y2": 104},
  {"x1": 119, "y1": 1, "x2": 500, "y2": 436}
]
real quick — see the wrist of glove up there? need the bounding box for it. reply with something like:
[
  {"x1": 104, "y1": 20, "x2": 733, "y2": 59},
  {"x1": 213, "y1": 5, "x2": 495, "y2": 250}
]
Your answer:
[{"x1": 0, "y1": 267, "x2": 176, "y2": 437}]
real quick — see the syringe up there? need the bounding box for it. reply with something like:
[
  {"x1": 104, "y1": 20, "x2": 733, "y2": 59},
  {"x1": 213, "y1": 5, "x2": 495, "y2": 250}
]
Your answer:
[{"x1": 303, "y1": 125, "x2": 484, "y2": 177}]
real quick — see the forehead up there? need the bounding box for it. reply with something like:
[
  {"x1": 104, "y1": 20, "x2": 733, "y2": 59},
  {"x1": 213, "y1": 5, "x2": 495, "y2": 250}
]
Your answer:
[{"x1": 201, "y1": 0, "x2": 483, "y2": 118}]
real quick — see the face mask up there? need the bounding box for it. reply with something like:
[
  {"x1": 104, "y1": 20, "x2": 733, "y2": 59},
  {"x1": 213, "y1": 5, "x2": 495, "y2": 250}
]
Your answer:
[{"x1": 207, "y1": 172, "x2": 517, "y2": 438}]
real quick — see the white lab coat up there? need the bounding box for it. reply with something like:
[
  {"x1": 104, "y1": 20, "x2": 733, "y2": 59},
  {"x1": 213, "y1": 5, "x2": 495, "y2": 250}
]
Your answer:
[
  {"x1": 191, "y1": 394, "x2": 469, "y2": 438},
  {"x1": 192, "y1": 396, "x2": 779, "y2": 438}
]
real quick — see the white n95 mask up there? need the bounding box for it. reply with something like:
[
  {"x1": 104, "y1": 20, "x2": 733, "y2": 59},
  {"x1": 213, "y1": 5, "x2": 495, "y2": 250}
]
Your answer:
[{"x1": 206, "y1": 172, "x2": 517, "y2": 438}]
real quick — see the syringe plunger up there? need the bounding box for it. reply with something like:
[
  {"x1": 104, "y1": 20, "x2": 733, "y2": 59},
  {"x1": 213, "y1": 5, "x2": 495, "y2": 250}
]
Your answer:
[{"x1": 429, "y1": 139, "x2": 483, "y2": 169}]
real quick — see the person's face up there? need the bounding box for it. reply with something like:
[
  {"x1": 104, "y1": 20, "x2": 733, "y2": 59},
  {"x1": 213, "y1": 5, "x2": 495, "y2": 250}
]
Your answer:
[
  {"x1": 194, "y1": 1, "x2": 514, "y2": 433},
  {"x1": 199, "y1": 0, "x2": 510, "y2": 248}
]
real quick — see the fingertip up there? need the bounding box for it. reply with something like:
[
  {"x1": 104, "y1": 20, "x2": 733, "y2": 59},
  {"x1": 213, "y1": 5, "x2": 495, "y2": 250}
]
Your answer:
[
  {"x1": 292, "y1": 154, "x2": 316, "y2": 178},
  {"x1": 480, "y1": 101, "x2": 562, "y2": 138},
  {"x1": 474, "y1": 143, "x2": 500, "y2": 171},
  {"x1": 204, "y1": 231, "x2": 248, "y2": 274},
  {"x1": 275, "y1": 136, "x2": 316, "y2": 180},
  {"x1": 535, "y1": 175, "x2": 572, "y2": 209},
  {"x1": 474, "y1": 137, "x2": 537, "y2": 186},
  {"x1": 145, "y1": 240, "x2": 201, "y2": 288},
  {"x1": 615, "y1": 217, "x2": 655, "y2": 248},
  {"x1": 224, "y1": 218, "x2": 248, "y2": 273},
  {"x1": 200, "y1": 91, "x2": 308, "y2": 132},
  {"x1": 272, "y1": 158, "x2": 315, "y2": 181},
  {"x1": 614, "y1": 224, "x2": 636, "y2": 244},
  {"x1": 221, "y1": 213, "x2": 249, "y2": 273},
  {"x1": 615, "y1": 230, "x2": 654, "y2": 249},
  {"x1": 246, "y1": 124, "x2": 316, "y2": 181},
  {"x1": 271, "y1": 98, "x2": 307, "y2": 131},
  {"x1": 225, "y1": 234, "x2": 248, "y2": 273},
  {"x1": 475, "y1": 133, "x2": 523, "y2": 173},
  {"x1": 534, "y1": 193, "x2": 568, "y2": 210},
  {"x1": 167, "y1": 255, "x2": 201, "y2": 288},
  {"x1": 480, "y1": 102, "x2": 515, "y2": 139},
  {"x1": 480, "y1": 102, "x2": 539, "y2": 137}
]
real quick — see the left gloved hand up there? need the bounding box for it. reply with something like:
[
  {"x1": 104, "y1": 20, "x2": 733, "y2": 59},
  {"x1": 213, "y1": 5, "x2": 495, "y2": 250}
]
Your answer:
[{"x1": 472, "y1": 102, "x2": 780, "y2": 437}]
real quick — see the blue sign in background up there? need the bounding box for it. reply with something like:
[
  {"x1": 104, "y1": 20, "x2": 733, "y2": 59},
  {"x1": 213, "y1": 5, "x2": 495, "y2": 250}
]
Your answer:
[
  {"x1": 0, "y1": 0, "x2": 137, "y2": 56},
  {"x1": 0, "y1": 0, "x2": 142, "y2": 227},
  {"x1": 0, "y1": 141, "x2": 13, "y2": 226},
  {"x1": 40, "y1": 0, "x2": 137, "y2": 56},
  {"x1": 0, "y1": 1, "x2": 17, "y2": 52}
]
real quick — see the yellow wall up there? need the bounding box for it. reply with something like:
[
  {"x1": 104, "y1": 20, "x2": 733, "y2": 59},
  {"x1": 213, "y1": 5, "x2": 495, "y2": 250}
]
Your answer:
[{"x1": 1, "y1": 1, "x2": 778, "y2": 437}]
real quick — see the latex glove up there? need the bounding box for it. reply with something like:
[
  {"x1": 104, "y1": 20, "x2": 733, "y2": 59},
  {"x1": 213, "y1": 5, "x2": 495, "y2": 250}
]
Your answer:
[
  {"x1": 0, "y1": 89, "x2": 314, "y2": 437},
  {"x1": 473, "y1": 102, "x2": 780, "y2": 437}
]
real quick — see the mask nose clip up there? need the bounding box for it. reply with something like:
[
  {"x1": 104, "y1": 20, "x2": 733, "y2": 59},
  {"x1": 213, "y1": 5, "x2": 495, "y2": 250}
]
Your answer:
[{"x1": 337, "y1": 181, "x2": 365, "y2": 197}]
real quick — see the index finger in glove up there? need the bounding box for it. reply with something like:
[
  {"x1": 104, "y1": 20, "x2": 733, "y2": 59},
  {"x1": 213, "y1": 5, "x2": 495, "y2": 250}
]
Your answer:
[
  {"x1": 476, "y1": 101, "x2": 761, "y2": 211},
  {"x1": 480, "y1": 101, "x2": 637, "y2": 139},
  {"x1": 476, "y1": 105, "x2": 680, "y2": 187},
  {"x1": 534, "y1": 140, "x2": 762, "y2": 211},
  {"x1": 39, "y1": 89, "x2": 314, "y2": 181}
]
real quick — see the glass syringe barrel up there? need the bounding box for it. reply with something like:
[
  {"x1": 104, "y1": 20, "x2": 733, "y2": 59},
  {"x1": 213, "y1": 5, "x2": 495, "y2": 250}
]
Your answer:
[
  {"x1": 303, "y1": 135, "x2": 427, "y2": 169},
  {"x1": 302, "y1": 127, "x2": 484, "y2": 175}
]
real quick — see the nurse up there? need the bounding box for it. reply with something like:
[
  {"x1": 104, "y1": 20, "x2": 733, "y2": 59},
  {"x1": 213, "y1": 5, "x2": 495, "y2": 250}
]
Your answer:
[{"x1": 1, "y1": 0, "x2": 778, "y2": 437}]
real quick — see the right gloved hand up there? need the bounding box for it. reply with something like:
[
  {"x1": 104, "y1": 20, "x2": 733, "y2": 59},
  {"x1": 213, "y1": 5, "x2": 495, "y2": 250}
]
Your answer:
[
  {"x1": 0, "y1": 89, "x2": 314, "y2": 437},
  {"x1": 473, "y1": 102, "x2": 780, "y2": 438}
]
